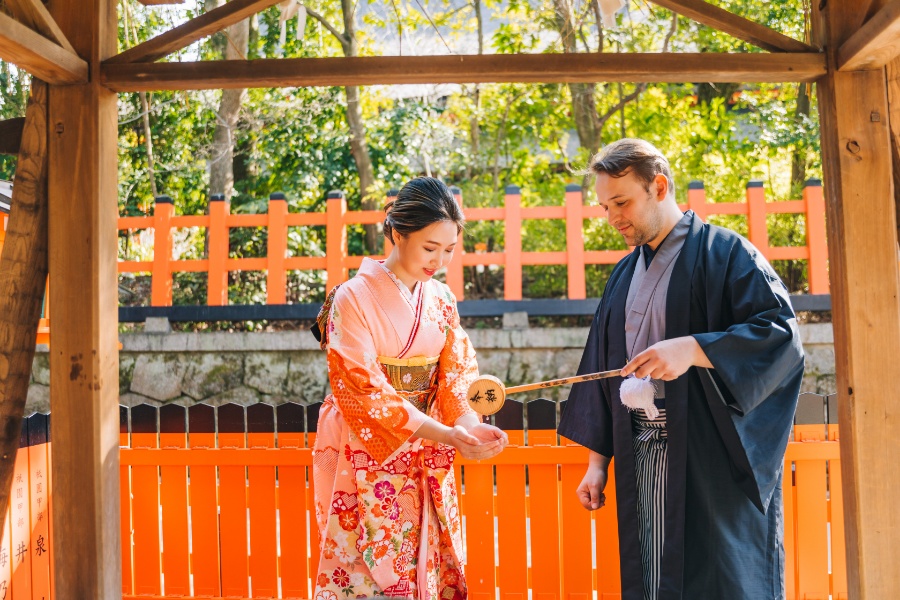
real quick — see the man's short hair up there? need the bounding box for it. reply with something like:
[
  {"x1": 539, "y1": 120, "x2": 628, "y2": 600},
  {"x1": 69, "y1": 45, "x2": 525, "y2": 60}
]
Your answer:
[{"x1": 589, "y1": 138, "x2": 675, "y2": 198}]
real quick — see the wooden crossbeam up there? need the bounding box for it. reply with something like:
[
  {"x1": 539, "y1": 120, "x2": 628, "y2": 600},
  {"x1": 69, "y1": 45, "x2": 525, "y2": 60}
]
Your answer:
[
  {"x1": 0, "y1": 12, "x2": 86, "y2": 84},
  {"x1": 101, "y1": 52, "x2": 827, "y2": 91},
  {"x1": 838, "y1": 0, "x2": 900, "y2": 70},
  {"x1": 4, "y1": 0, "x2": 75, "y2": 53},
  {"x1": 106, "y1": 0, "x2": 283, "y2": 64},
  {"x1": 649, "y1": 0, "x2": 813, "y2": 53}
]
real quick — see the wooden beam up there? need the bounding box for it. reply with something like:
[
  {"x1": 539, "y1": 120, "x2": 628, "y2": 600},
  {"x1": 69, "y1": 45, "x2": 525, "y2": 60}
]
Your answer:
[
  {"x1": 47, "y1": 0, "x2": 122, "y2": 595},
  {"x1": 101, "y1": 52, "x2": 827, "y2": 91},
  {"x1": 816, "y1": 0, "x2": 900, "y2": 597},
  {"x1": 838, "y1": 0, "x2": 900, "y2": 70},
  {"x1": 0, "y1": 81, "x2": 49, "y2": 540},
  {"x1": 0, "y1": 11, "x2": 87, "y2": 84},
  {"x1": 649, "y1": 0, "x2": 814, "y2": 53},
  {"x1": 888, "y1": 57, "x2": 900, "y2": 244},
  {"x1": 0, "y1": 118, "x2": 25, "y2": 155},
  {"x1": 106, "y1": 0, "x2": 283, "y2": 64},
  {"x1": 5, "y1": 0, "x2": 76, "y2": 53}
]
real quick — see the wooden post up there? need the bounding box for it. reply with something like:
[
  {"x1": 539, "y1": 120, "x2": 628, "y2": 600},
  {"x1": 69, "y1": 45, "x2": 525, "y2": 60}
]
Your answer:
[
  {"x1": 746, "y1": 180, "x2": 769, "y2": 251},
  {"x1": 0, "y1": 81, "x2": 49, "y2": 540},
  {"x1": 151, "y1": 195, "x2": 174, "y2": 306},
  {"x1": 687, "y1": 180, "x2": 706, "y2": 219},
  {"x1": 47, "y1": 0, "x2": 122, "y2": 595},
  {"x1": 803, "y1": 179, "x2": 829, "y2": 295},
  {"x1": 504, "y1": 185, "x2": 522, "y2": 301},
  {"x1": 816, "y1": 1, "x2": 900, "y2": 596},
  {"x1": 266, "y1": 192, "x2": 287, "y2": 304},
  {"x1": 447, "y1": 186, "x2": 464, "y2": 299},
  {"x1": 325, "y1": 190, "x2": 347, "y2": 292},
  {"x1": 207, "y1": 193, "x2": 229, "y2": 305},
  {"x1": 564, "y1": 183, "x2": 586, "y2": 300}
]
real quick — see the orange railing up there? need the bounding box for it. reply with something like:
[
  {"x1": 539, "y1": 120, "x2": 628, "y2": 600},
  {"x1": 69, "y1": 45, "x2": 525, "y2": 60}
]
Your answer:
[
  {"x1": 115, "y1": 180, "x2": 829, "y2": 307},
  {"x1": 110, "y1": 393, "x2": 845, "y2": 600}
]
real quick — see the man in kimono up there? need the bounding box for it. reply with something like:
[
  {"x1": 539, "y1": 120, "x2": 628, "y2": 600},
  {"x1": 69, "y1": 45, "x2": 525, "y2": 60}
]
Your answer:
[{"x1": 558, "y1": 138, "x2": 804, "y2": 600}]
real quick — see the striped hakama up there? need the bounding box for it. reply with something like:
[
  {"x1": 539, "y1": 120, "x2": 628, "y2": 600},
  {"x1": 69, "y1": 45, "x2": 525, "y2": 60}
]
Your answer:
[{"x1": 632, "y1": 407, "x2": 668, "y2": 600}]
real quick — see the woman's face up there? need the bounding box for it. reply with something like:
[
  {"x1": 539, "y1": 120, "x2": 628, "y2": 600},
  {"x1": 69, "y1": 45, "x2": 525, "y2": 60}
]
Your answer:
[{"x1": 389, "y1": 220, "x2": 459, "y2": 289}]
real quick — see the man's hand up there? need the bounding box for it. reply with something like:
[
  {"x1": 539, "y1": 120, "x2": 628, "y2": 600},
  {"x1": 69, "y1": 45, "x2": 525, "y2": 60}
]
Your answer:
[
  {"x1": 576, "y1": 464, "x2": 608, "y2": 510},
  {"x1": 621, "y1": 336, "x2": 712, "y2": 381}
]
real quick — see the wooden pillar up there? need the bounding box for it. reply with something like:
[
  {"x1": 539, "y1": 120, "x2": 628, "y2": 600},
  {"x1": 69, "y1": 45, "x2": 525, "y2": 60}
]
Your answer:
[
  {"x1": 46, "y1": 0, "x2": 121, "y2": 596},
  {"x1": 816, "y1": 1, "x2": 900, "y2": 597}
]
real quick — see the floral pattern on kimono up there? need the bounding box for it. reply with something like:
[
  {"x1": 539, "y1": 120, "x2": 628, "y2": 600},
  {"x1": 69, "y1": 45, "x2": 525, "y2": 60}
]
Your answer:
[{"x1": 313, "y1": 258, "x2": 478, "y2": 600}]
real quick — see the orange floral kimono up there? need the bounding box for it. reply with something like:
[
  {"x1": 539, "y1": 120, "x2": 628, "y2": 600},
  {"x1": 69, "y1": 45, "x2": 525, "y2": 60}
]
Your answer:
[{"x1": 312, "y1": 258, "x2": 479, "y2": 600}]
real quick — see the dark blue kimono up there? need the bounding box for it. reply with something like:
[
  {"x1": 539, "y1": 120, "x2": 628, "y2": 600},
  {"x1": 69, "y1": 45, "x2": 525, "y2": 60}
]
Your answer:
[{"x1": 558, "y1": 211, "x2": 804, "y2": 600}]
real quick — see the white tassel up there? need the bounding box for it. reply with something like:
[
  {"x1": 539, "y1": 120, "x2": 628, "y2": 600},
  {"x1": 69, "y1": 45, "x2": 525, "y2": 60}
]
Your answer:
[{"x1": 620, "y1": 376, "x2": 659, "y2": 420}]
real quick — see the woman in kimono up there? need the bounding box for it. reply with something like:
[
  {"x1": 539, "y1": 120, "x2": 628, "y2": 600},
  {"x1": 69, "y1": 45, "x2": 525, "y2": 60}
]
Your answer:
[{"x1": 312, "y1": 177, "x2": 508, "y2": 600}]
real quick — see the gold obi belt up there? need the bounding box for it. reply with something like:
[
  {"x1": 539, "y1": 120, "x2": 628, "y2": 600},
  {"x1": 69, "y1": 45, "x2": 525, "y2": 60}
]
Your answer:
[{"x1": 378, "y1": 354, "x2": 440, "y2": 413}]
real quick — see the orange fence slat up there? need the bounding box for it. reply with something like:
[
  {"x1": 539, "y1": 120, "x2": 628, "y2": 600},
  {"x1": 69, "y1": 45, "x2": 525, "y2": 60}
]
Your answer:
[
  {"x1": 765, "y1": 200, "x2": 806, "y2": 214},
  {"x1": 226, "y1": 214, "x2": 269, "y2": 228},
  {"x1": 188, "y1": 431, "x2": 221, "y2": 596},
  {"x1": 131, "y1": 428, "x2": 162, "y2": 595},
  {"x1": 326, "y1": 193, "x2": 348, "y2": 292},
  {"x1": 284, "y1": 256, "x2": 328, "y2": 271},
  {"x1": 284, "y1": 212, "x2": 327, "y2": 226},
  {"x1": 208, "y1": 196, "x2": 230, "y2": 305},
  {"x1": 219, "y1": 419, "x2": 250, "y2": 597},
  {"x1": 527, "y1": 429, "x2": 561, "y2": 600},
  {"x1": 118, "y1": 215, "x2": 152, "y2": 229},
  {"x1": 1, "y1": 504, "x2": 11, "y2": 600},
  {"x1": 10, "y1": 441, "x2": 31, "y2": 600},
  {"x1": 120, "y1": 419, "x2": 133, "y2": 597},
  {"x1": 687, "y1": 182, "x2": 706, "y2": 219},
  {"x1": 171, "y1": 259, "x2": 210, "y2": 272},
  {"x1": 565, "y1": 185, "x2": 586, "y2": 300},
  {"x1": 747, "y1": 182, "x2": 769, "y2": 252},
  {"x1": 583, "y1": 250, "x2": 631, "y2": 265},
  {"x1": 504, "y1": 188, "x2": 522, "y2": 301},
  {"x1": 804, "y1": 181, "x2": 829, "y2": 294},
  {"x1": 463, "y1": 463, "x2": 495, "y2": 598},
  {"x1": 267, "y1": 195, "x2": 288, "y2": 305},
  {"x1": 151, "y1": 198, "x2": 174, "y2": 306},
  {"x1": 462, "y1": 252, "x2": 506, "y2": 267},
  {"x1": 496, "y1": 430, "x2": 527, "y2": 600},
  {"x1": 560, "y1": 440, "x2": 593, "y2": 600},
  {"x1": 446, "y1": 188, "x2": 465, "y2": 299},
  {"x1": 307, "y1": 432, "x2": 321, "y2": 582},
  {"x1": 783, "y1": 463, "x2": 797, "y2": 600},
  {"x1": 27, "y1": 421, "x2": 51, "y2": 600},
  {"x1": 276, "y1": 404, "x2": 311, "y2": 598},
  {"x1": 247, "y1": 406, "x2": 278, "y2": 599},
  {"x1": 160, "y1": 407, "x2": 190, "y2": 597},
  {"x1": 521, "y1": 251, "x2": 567, "y2": 266},
  {"x1": 226, "y1": 258, "x2": 268, "y2": 271},
  {"x1": 829, "y1": 458, "x2": 848, "y2": 600},
  {"x1": 794, "y1": 456, "x2": 829, "y2": 600},
  {"x1": 465, "y1": 207, "x2": 506, "y2": 221},
  {"x1": 342, "y1": 209, "x2": 384, "y2": 225},
  {"x1": 765, "y1": 246, "x2": 809, "y2": 261},
  {"x1": 595, "y1": 462, "x2": 621, "y2": 599}
]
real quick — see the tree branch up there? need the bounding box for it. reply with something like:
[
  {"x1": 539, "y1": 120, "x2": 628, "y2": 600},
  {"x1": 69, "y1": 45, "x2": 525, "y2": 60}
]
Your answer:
[{"x1": 305, "y1": 6, "x2": 349, "y2": 52}]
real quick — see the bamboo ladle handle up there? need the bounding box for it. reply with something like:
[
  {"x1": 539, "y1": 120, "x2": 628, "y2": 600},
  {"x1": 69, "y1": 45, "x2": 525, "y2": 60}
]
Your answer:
[{"x1": 467, "y1": 369, "x2": 621, "y2": 415}]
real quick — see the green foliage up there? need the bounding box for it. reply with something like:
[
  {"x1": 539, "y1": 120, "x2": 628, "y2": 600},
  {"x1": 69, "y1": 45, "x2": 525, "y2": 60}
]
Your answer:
[{"x1": 2, "y1": 0, "x2": 823, "y2": 313}]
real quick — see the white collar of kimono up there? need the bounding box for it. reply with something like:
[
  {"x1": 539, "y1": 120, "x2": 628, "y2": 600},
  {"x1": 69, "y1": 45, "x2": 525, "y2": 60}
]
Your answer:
[{"x1": 369, "y1": 258, "x2": 422, "y2": 306}]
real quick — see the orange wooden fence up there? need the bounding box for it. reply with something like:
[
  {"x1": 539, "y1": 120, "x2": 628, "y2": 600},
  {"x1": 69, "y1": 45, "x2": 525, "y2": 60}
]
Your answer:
[
  {"x1": 0, "y1": 414, "x2": 53, "y2": 600},
  {"x1": 108, "y1": 393, "x2": 844, "y2": 600},
  {"x1": 115, "y1": 180, "x2": 829, "y2": 307}
]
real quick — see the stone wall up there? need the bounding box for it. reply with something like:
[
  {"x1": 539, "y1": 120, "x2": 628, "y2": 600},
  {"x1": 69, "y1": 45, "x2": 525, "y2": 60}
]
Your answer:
[{"x1": 25, "y1": 322, "x2": 835, "y2": 414}]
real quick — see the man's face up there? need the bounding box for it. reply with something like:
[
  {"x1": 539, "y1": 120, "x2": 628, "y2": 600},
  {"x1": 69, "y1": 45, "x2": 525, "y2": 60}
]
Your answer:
[{"x1": 595, "y1": 169, "x2": 667, "y2": 247}]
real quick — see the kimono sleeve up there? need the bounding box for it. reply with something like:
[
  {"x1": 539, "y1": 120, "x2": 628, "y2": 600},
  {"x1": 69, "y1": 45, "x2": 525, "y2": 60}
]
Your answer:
[
  {"x1": 326, "y1": 286, "x2": 429, "y2": 464},
  {"x1": 433, "y1": 290, "x2": 479, "y2": 426},
  {"x1": 692, "y1": 242, "x2": 805, "y2": 416},
  {"x1": 558, "y1": 306, "x2": 614, "y2": 458}
]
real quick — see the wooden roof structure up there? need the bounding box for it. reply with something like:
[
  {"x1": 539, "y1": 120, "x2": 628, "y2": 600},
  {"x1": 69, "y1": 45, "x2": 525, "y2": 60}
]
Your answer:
[{"x1": 0, "y1": 0, "x2": 897, "y2": 597}]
